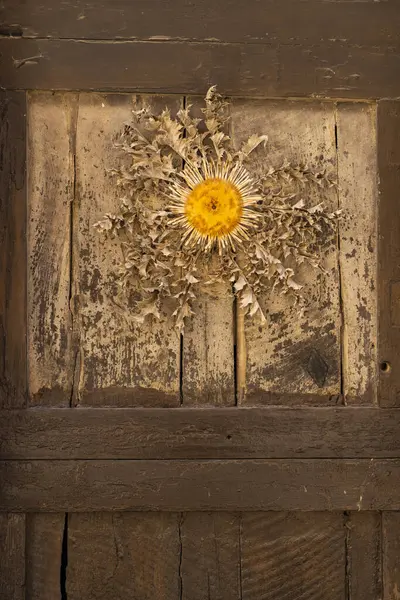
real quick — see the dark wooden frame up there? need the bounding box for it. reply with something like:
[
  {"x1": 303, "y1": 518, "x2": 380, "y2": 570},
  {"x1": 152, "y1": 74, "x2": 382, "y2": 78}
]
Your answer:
[
  {"x1": 1, "y1": 3, "x2": 400, "y2": 597},
  {"x1": 0, "y1": 0, "x2": 400, "y2": 502}
]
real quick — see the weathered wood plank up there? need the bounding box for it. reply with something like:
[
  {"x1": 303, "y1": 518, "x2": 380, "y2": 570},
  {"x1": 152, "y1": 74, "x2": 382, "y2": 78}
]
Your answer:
[
  {"x1": 382, "y1": 512, "x2": 400, "y2": 600},
  {"x1": 241, "y1": 513, "x2": 345, "y2": 600},
  {"x1": 2, "y1": 407, "x2": 400, "y2": 460},
  {"x1": 336, "y1": 103, "x2": 378, "y2": 404},
  {"x1": 180, "y1": 513, "x2": 241, "y2": 599},
  {"x1": 27, "y1": 92, "x2": 77, "y2": 406},
  {"x1": 347, "y1": 512, "x2": 382, "y2": 600},
  {"x1": 25, "y1": 514, "x2": 65, "y2": 600},
  {"x1": 0, "y1": 514, "x2": 25, "y2": 600},
  {"x1": 2, "y1": 0, "x2": 399, "y2": 47},
  {"x1": 0, "y1": 92, "x2": 27, "y2": 408},
  {"x1": 378, "y1": 101, "x2": 400, "y2": 407},
  {"x1": 231, "y1": 100, "x2": 341, "y2": 401},
  {"x1": 182, "y1": 284, "x2": 235, "y2": 405},
  {"x1": 182, "y1": 98, "x2": 235, "y2": 406},
  {"x1": 68, "y1": 513, "x2": 180, "y2": 600},
  {"x1": 75, "y1": 93, "x2": 180, "y2": 406},
  {"x1": 1, "y1": 458, "x2": 399, "y2": 511},
  {"x1": 2, "y1": 39, "x2": 400, "y2": 99}
]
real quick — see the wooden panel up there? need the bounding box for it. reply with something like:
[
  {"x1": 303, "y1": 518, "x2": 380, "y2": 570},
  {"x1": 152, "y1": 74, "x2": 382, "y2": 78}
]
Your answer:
[
  {"x1": 0, "y1": 92, "x2": 27, "y2": 408},
  {"x1": 68, "y1": 513, "x2": 180, "y2": 600},
  {"x1": 231, "y1": 100, "x2": 340, "y2": 402},
  {"x1": 0, "y1": 514, "x2": 25, "y2": 600},
  {"x1": 2, "y1": 407, "x2": 400, "y2": 460},
  {"x1": 26, "y1": 514, "x2": 65, "y2": 600},
  {"x1": 383, "y1": 512, "x2": 400, "y2": 600},
  {"x1": 1, "y1": 458, "x2": 400, "y2": 511},
  {"x1": 183, "y1": 281, "x2": 235, "y2": 406},
  {"x1": 241, "y1": 513, "x2": 345, "y2": 600},
  {"x1": 2, "y1": 38, "x2": 400, "y2": 99},
  {"x1": 378, "y1": 101, "x2": 400, "y2": 406},
  {"x1": 336, "y1": 103, "x2": 378, "y2": 404},
  {"x1": 180, "y1": 513, "x2": 240, "y2": 599},
  {"x1": 3, "y1": 0, "x2": 400, "y2": 46},
  {"x1": 75, "y1": 93, "x2": 180, "y2": 406},
  {"x1": 347, "y1": 512, "x2": 382, "y2": 600},
  {"x1": 27, "y1": 92, "x2": 77, "y2": 406},
  {"x1": 182, "y1": 98, "x2": 234, "y2": 406}
]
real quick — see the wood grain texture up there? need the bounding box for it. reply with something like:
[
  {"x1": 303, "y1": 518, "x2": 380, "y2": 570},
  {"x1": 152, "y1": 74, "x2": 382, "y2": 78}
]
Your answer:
[
  {"x1": 183, "y1": 281, "x2": 235, "y2": 406},
  {"x1": 0, "y1": 92, "x2": 27, "y2": 408},
  {"x1": 2, "y1": 0, "x2": 400, "y2": 46},
  {"x1": 378, "y1": 101, "x2": 400, "y2": 406},
  {"x1": 241, "y1": 512, "x2": 345, "y2": 600},
  {"x1": 181, "y1": 98, "x2": 235, "y2": 406},
  {"x1": 180, "y1": 512, "x2": 240, "y2": 599},
  {"x1": 231, "y1": 100, "x2": 340, "y2": 402},
  {"x1": 75, "y1": 93, "x2": 180, "y2": 406},
  {"x1": 2, "y1": 38, "x2": 400, "y2": 99},
  {"x1": 336, "y1": 103, "x2": 378, "y2": 404},
  {"x1": 68, "y1": 513, "x2": 180, "y2": 600},
  {"x1": 0, "y1": 514, "x2": 25, "y2": 600},
  {"x1": 1, "y1": 458, "x2": 399, "y2": 511},
  {"x1": 383, "y1": 512, "x2": 400, "y2": 600},
  {"x1": 2, "y1": 407, "x2": 400, "y2": 460},
  {"x1": 27, "y1": 92, "x2": 78, "y2": 406},
  {"x1": 25, "y1": 513, "x2": 65, "y2": 600},
  {"x1": 347, "y1": 512, "x2": 382, "y2": 600}
]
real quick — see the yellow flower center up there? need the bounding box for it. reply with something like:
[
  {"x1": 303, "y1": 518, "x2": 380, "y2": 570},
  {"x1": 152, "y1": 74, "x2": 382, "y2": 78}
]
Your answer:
[{"x1": 184, "y1": 178, "x2": 242, "y2": 238}]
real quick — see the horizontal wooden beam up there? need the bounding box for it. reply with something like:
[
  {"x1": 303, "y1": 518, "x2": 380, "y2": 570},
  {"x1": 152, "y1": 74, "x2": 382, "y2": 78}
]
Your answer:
[
  {"x1": 1, "y1": 458, "x2": 398, "y2": 511},
  {"x1": 2, "y1": 38, "x2": 400, "y2": 98},
  {"x1": 2, "y1": 0, "x2": 399, "y2": 47},
  {"x1": 1, "y1": 407, "x2": 400, "y2": 460}
]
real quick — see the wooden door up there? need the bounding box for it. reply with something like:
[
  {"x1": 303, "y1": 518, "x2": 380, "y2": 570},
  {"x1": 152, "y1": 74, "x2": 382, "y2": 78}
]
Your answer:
[{"x1": 1, "y1": 2, "x2": 400, "y2": 599}]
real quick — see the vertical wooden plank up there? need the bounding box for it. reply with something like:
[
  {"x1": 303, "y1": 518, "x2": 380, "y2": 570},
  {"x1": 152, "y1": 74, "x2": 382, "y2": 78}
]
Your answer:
[
  {"x1": 383, "y1": 512, "x2": 400, "y2": 600},
  {"x1": 0, "y1": 513, "x2": 25, "y2": 600},
  {"x1": 231, "y1": 100, "x2": 341, "y2": 403},
  {"x1": 183, "y1": 281, "x2": 235, "y2": 405},
  {"x1": 378, "y1": 101, "x2": 400, "y2": 406},
  {"x1": 27, "y1": 92, "x2": 77, "y2": 406},
  {"x1": 75, "y1": 93, "x2": 181, "y2": 406},
  {"x1": 347, "y1": 512, "x2": 382, "y2": 600},
  {"x1": 182, "y1": 97, "x2": 235, "y2": 406},
  {"x1": 241, "y1": 512, "x2": 345, "y2": 600},
  {"x1": 180, "y1": 512, "x2": 241, "y2": 599},
  {"x1": 336, "y1": 103, "x2": 378, "y2": 404},
  {"x1": 68, "y1": 513, "x2": 180, "y2": 600},
  {"x1": 0, "y1": 92, "x2": 27, "y2": 408},
  {"x1": 25, "y1": 514, "x2": 65, "y2": 600}
]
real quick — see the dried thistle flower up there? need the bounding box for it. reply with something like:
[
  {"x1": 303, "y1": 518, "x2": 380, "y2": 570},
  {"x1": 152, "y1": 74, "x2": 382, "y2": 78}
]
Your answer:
[{"x1": 95, "y1": 87, "x2": 340, "y2": 330}]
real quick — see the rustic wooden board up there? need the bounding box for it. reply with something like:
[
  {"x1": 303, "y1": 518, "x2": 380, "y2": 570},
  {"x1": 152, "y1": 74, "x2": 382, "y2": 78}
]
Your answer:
[
  {"x1": 378, "y1": 101, "x2": 400, "y2": 407},
  {"x1": 382, "y1": 512, "x2": 400, "y2": 600},
  {"x1": 2, "y1": 407, "x2": 400, "y2": 460},
  {"x1": 75, "y1": 93, "x2": 180, "y2": 406},
  {"x1": 0, "y1": 92, "x2": 27, "y2": 408},
  {"x1": 231, "y1": 100, "x2": 340, "y2": 401},
  {"x1": 347, "y1": 512, "x2": 382, "y2": 600},
  {"x1": 27, "y1": 92, "x2": 77, "y2": 406},
  {"x1": 0, "y1": 514, "x2": 25, "y2": 600},
  {"x1": 180, "y1": 513, "x2": 241, "y2": 599},
  {"x1": 183, "y1": 280, "x2": 235, "y2": 406},
  {"x1": 2, "y1": 39, "x2": 400, "y2": 99},
  {"x1": 336, "y1": 103, "x2": 378, "y2": 404},
  {"x1": 1, "y1": 458, "x2": 400, "y2": 511},
  {"x1": 25, "y1": 514, "x2": 66, "y2": 600},
  {"x1": 68, "y1": 513, "x2": 180, "y2": 600},
  {"x1": 3, "y1": 0, "x2": 399, "y2": 47},
  {"x1": 241, "y1": 512, "x2": 345, "y2": 600},
  {"x1": 182, "y1": 97, "x2": 235, "y2": 406}
]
